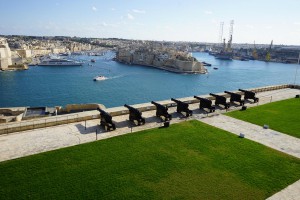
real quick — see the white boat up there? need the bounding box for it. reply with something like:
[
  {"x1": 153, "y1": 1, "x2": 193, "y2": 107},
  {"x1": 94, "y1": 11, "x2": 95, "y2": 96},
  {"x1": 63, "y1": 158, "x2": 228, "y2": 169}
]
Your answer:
[
  {"x1": 39, "y1": 59, "x2": 83, "y2": 66},
  {"x1": 93, "y1": 75, "x2": 107, "y2": 81}
]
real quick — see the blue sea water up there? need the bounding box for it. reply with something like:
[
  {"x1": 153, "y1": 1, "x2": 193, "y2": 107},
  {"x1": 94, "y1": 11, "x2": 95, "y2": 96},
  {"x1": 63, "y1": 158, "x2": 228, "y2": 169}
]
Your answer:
[{"x1": 0, "y1": 52, "x2": 299, "y2": 108}]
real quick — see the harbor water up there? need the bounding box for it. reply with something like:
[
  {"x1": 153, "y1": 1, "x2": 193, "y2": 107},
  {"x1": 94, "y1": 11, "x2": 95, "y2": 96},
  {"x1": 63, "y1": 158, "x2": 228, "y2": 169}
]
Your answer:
[{"x1": 0, "y1": 52, "x2": 299, "y2": 108}]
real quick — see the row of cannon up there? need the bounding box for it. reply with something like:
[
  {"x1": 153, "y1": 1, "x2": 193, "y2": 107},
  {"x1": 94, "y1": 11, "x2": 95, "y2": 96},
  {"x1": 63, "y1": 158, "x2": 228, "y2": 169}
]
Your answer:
[{"x1": 97, "y1": 89, "x2": 259, "y2": 131}]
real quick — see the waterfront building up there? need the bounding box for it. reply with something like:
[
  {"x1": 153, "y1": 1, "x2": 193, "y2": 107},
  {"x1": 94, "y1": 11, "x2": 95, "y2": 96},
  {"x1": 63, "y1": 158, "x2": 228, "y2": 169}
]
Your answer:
[
  {"x1": 116, "y1": 46, "x2": 207, "y2": 74},
  {"x1": 0, "y1": 38, "x2": 12, "y2": 70}
]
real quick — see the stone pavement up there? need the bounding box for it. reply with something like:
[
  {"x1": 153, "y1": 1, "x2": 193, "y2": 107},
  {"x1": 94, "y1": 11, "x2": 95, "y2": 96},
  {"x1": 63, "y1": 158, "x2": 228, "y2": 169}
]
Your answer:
[
  {"x1": 199, "y1": 114, "x2": 300, "y2": 159},
  {"x1": 266, "y1": 179, "x2": 300, "y2": 200}
]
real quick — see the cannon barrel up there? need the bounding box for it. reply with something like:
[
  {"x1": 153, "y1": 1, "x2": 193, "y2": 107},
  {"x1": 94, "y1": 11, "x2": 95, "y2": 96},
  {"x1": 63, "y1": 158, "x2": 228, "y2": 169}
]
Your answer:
[
  {"x1": 224, "y1": 91, "x2": 235, "y2": 95},
  {"x1": 224, "y1": 91, "x2": 242, "y2": 98},
  {"x1": 209, "y1": 93, "x2": 222, "y2": 98},
  {"x1": 239, "y1": 89, "x2": 249, "y2": 93},
  {"x1": 239, "y1": 89, "x2": 255, "y2": 95},
  {"x1": 194, "y1": 95, "x2": 203, "y2": 100},
  {"x1": 151, "y1": 101, "x2": 166, "y2": 108},
  {"x1": 124, "y1": 104, "x2": 135, "y2": 110},
  {"x1": 171, "y1": 98, "x2": 181, "y2": 104}
]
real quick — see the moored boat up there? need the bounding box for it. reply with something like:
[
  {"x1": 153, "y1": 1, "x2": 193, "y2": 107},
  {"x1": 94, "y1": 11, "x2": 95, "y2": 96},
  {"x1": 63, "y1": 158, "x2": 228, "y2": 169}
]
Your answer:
[
  {"x1": 93, "y1": 75, "x2": 107, "y2": 81},
  {"x1": 39, "y1": 59, "x2": 83, "y2": 66}
]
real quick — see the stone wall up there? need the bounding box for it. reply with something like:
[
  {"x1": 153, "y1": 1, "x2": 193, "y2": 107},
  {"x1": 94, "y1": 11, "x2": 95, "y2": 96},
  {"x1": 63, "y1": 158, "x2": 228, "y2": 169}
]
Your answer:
[
  {"x1": 0, "y1": 84, "x2": 297, "y2": 135},
  {"x1": 16, "y1": 49, "x2": 32, "y2": 58}
]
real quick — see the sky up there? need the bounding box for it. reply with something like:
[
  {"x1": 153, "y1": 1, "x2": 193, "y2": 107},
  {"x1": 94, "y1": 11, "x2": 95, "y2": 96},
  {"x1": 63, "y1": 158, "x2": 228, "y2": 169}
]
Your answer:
[{"x1": 1, "y1": 0, "x2": 300, "y2": 45}]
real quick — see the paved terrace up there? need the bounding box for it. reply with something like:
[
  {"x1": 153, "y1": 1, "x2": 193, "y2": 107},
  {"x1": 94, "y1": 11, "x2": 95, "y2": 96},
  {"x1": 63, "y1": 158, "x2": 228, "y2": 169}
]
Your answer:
[{"x1": 0, "y1": 87, "x2": 299, "y2": 162}]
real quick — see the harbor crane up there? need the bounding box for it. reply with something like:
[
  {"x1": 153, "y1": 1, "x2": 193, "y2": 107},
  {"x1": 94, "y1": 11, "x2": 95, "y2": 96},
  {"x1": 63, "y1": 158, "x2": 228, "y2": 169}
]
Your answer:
[
  {"x1": 252, "y1": 41, "x2": 258, "y2": 59},
  {"x1": 265, "y1": 40, "x2": 273, "y2": 62},
  {"x1": 226, "y1": 20, "x2": 234, "y2": 52},
  {"x1": 218, "y1": 22, "x2": 224, "y2": 47}
]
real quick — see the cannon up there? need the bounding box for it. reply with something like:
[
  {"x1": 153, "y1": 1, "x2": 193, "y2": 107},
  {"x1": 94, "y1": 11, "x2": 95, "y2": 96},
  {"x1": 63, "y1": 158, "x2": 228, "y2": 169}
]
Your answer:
[
  {"x1": 124, "y1": 104, "x2": 145, "y2": 125},
  {"x1": 151, "y1": 101, "x2": 172, "y2": 121},
  {"x1": 224, "y1": 91, "x2": 245, "y2": 106},
  {"x1": 239, "y1": 89, "x2": 259, "y2": 103},
  {"x1": 209, "y1": 93, "x2": 231, "y2": 109},
  {"x1": 194, "y1": 96, "x2": 215, "y2": 113},
  {"x1": 171, "y1": 98, "x2": 193, "y2": 117},
  {"x1": 97, "y1": 108, "x2": 116, "y2": 131}
]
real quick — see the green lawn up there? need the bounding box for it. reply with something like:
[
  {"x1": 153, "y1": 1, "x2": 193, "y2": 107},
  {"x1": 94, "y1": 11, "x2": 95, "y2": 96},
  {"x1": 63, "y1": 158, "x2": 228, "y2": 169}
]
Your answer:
[
  {"x1": 0, "y1": 120, "x2": 300, "y2": 200},
  {"x1": 226, "y1": 98, "x2": 300, "y2": 138}
]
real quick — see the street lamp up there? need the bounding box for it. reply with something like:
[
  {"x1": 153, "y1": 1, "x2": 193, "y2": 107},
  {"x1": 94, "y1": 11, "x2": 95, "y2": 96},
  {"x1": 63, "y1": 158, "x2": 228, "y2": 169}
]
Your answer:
[{"x1": 293, "y1": 52, "x2": 300, "y2": 86}]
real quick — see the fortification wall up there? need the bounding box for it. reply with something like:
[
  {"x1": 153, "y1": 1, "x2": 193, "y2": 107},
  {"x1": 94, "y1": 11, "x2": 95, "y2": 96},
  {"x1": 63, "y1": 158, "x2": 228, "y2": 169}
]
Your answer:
[{"x1": 0, "y1": 84, "x2": 298, "y2": 135}]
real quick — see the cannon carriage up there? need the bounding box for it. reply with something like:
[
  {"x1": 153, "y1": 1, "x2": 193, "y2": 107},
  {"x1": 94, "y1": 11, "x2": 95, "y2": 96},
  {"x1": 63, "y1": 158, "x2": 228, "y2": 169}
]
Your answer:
[
  {"x1": 151, "y1": 101, "x2": 172, "y2": 121},
  {"x1": 239, "y1": 89, "x2": 259, "y2": 103},
  {"x1": 124, "y1": 104, "x2": 145, "y2": 125},
  {"x1": 194, "y1": 96, "x2": 215, "y2": 113},
  {"x1": 97, "y1": 108, "x2": 116, "y2": 131},
  {"x1": 209, "y1": 93, "x2": 231, "y2": 109},
  {"x1": 171, "y1": 98, "x2": 193, "y2": 117},
  {"x1": 224, "y1": 91, "x2": 245, "y2": 106}
]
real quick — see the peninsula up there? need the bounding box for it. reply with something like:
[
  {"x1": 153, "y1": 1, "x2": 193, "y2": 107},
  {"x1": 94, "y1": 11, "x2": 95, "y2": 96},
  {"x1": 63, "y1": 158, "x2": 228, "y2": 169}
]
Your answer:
[{"x1": 116, "y1": 43, "x2": 207, "y2": 74}]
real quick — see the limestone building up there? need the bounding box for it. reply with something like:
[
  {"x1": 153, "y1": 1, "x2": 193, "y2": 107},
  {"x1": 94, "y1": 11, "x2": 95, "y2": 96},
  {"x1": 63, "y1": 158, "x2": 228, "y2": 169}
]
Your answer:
[{"x1": 0, "y1": 38, "x2": 12, "y2": 70}]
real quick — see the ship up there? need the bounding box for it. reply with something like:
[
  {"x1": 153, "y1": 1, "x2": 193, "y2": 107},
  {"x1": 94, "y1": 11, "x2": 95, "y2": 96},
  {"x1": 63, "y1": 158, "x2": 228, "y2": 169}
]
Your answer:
[
  {"x1": 215, "y1": 52, "x2": 233, "y2": 60},
  {"x1": 39, "y1": 59, "x2": 83, "y2": 66}
]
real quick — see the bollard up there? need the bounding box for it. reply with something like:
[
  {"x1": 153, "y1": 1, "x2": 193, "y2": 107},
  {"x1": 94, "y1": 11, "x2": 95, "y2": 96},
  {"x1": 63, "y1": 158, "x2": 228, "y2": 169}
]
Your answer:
[
  {"x1": 241, "y1": 106, "x2": 247, "y2": 111},
  {"x1": 85, "y1": 120, "x2": 87, "y2": 130},
  {"x1": 296, "y1": 94, "x2": 300, "y2": 98},
  {"x1": 96, "y1": 129, "x2": 98, "y2": 140},
  {"x1": 163, "y1": 121, "x2": 170, "y2": 127}
]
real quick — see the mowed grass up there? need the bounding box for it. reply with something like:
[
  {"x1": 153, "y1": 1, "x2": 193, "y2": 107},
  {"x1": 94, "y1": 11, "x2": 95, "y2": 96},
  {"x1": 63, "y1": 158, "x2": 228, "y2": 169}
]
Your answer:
[
  {"x1": 226, "y1": 98, "x2": 300, "y2": 138},
  {"x1": 1, "y1": 120, "x2": 300, "y2": 200}
]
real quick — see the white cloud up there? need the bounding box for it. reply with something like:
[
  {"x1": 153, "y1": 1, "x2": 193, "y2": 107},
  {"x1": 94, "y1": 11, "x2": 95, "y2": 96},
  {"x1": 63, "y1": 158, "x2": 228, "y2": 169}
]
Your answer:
[
  {"x1": 100, "y1": 22, "x2": 118, "y2": 27},
  {"x1": 132, "y1": 9, "x2": 146, "y2": 14},
  {"x1": 92, "y1": 6, "x2": 97, "y2": 12},
  {"x1": 245, "y1": 24, "x2": 254, "y2": 29},
  {"x1": 293, "y1": 22, "x2": 300, "y2": 25},
  {"x1": 127, "y1": 13, "x2": 134, "y2": 20},
  {"x1": 204, "y1": 10, "x2": 213, "y2": 15},
  {"x1": 265, "y1": 25, "x2": 272, "y2": 29},
  {"x1": 111, "y1": 8, "x2": 116, "y2": 11},
  {"x1": 211, "y1": 19, "x2": 217, "y2": 25}
]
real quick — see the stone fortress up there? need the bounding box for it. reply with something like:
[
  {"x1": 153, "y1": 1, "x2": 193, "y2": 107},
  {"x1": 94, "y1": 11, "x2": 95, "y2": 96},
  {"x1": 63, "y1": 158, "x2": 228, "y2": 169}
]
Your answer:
[
  {"x1": 116, "y1": 42, "x2": 207, "y2": 74},
  {"x1": 0, "y1": 38, "x2": 12, "y2": 70}
]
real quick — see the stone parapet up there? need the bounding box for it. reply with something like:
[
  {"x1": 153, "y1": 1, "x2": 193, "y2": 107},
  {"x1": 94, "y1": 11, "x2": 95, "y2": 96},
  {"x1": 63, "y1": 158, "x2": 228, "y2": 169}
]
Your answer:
[{"x1": 0, "y1": 84, "x2": 298, "y2": 135}]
